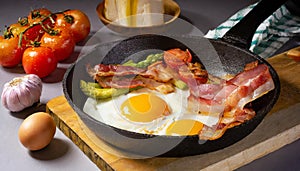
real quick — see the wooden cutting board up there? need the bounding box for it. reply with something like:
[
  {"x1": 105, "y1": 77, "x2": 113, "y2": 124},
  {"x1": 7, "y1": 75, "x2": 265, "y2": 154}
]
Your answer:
[{"x1": 46, "y1": 49, "x2": 300, "y2": 171}]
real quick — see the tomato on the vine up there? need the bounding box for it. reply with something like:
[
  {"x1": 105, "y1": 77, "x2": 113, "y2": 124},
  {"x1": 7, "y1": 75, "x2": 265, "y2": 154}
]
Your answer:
[
  {"x1": 0, "y1": 35, "x2": 23, "y2": 67},
  {"x1": 22, "y1": 46, "x2": 57, "y2": 78},
  {"x1": 28, "y1": 8, "x2": 52, "y2": 24},
  {"x1": 4, "y1": 18, "x2": 35, "y2": 48},
  {"x1": 8, "y1": 23, "x2": 27, "y2": 37},
  {"x1": 5, "y1": 17, "x2": 28, "y2": 46},
  {"x1": 41, "y1": 26, "x2": 75, "y2": 61},
  {"x1": 0, "y1": 7, "x2": 91, "y2": 73},
  {"x1": 22, "y1": 8, "x2": 56, "y2": 47},
  {"x1": 55, "y1": 9, "x2": 90, "y2": 43},
  {"x1": 23, "y1": 26, "x2": 42, "y2": 46}
]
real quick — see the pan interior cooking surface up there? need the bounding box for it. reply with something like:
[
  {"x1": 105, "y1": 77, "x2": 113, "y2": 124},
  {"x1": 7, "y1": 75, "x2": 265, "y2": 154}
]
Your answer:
[{"x1": 63, "y1": 34, "x2": 280, "y2": 157}]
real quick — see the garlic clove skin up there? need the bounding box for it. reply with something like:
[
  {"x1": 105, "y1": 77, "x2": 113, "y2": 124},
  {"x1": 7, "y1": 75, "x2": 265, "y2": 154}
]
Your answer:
[{"x1": 1, "y1": 74, "x2": 42, "y2": 112}]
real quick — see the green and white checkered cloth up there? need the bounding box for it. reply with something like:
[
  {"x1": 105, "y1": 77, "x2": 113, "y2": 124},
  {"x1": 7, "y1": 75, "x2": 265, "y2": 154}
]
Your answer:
[{"x1": 205, "y1": 3, "x2": 300, "y2": 58}]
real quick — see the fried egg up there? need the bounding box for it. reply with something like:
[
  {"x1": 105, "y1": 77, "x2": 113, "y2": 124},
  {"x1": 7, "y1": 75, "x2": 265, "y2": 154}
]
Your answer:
[
  {"x1": 120, "y1": 93, "x2": 170, "y2": 123},
  {"x1": 83, "y1": 88, "x2": 219, "y2": 136},
  {"x1": 166, "y1": 119, "x2": 204, "y2": 136}
]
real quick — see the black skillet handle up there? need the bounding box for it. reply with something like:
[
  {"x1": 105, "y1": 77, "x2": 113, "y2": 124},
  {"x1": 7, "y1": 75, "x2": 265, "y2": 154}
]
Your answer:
[{"x1": 222, "y1": 0, "x2": 288, "y2": 49}]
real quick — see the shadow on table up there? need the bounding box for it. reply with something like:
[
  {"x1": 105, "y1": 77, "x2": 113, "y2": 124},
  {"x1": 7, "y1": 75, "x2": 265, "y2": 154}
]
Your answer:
[
  {"x1": 10, "y1": 102, "x2": 46, "y2": 119},
  {"x1": 29, "y1": 138, "x2": 69, "y2": 160}
]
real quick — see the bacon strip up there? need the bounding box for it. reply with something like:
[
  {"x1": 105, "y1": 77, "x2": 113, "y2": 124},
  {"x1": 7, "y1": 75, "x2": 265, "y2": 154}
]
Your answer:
[
  {"x1": 95, "y1": 76, "x2": 146, "y2": 89},
  {"x1": 143, "y1": 61, "x2": 174, "y2": 83},
  {"x1": 177, "y1": 62, "x2": 208, "y2": 86},
  {"x1": 89, "y1": 49, "x2": 208, "y2": 91},
  {"x1": 228, "y1": 64, "x2": 270, "y2": 86},
  {"x1": 163, "y1": 48, "x2": 208, "y2": 85},
  {"x1": 89, "y1": 61, "x2": 174, "y2": 81},
  {"x1": 189, "y1": 84, "x2": 223, "y2": 100},
  {"x1": 139, "y1": 77, "x2": 175, "y2": 94},
  {"x1": 163, "y1": 48, "x2": 192, "y2": 69},
  {"x1": 199, "y1": 107, "x2": 256, "y2": 140},
  {"x1": 189, "y1": 64, "x2": 274, "y2": 110},
  {"x1": 188, "y1": 95, "x2": 226, "y2": 114},
  {"x1": 88, "y1": 64, "x2": 146, "y2": 77},
  {"x1": 187, "y1": 63, "x2": 275, "y2": 140}
]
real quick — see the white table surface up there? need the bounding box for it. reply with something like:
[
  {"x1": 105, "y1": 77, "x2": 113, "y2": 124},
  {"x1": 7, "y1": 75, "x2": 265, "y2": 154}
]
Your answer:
[{"x1": 0, "y1": 0, "x2": 299, "y2": 170}]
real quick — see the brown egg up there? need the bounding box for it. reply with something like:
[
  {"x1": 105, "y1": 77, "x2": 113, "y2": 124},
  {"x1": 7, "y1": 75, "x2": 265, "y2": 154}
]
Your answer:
[{"x1": 18, "y1": 112, "x2": 56, "y2": 151}]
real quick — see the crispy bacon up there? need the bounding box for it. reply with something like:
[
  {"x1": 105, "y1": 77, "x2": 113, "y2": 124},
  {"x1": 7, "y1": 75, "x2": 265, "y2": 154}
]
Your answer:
[
  {"x1": 189, "y1": 84, "x2": 223, "y2": 100},
  {"x1": 139, "y1": 77, "x2": 175, "y2": 94},
  {"x1": 163, "y1": 48, "x2": 208, "y2": 85},
  {"x1": 88, "y1": 64, "x2": 146, "y2": 77},
  {"x1": 143, "y1": 61, "x2": 174, "y2": 83},
  {"x1": 228, "y1": 64, "x2": 270, "y2": 86},
  {"x1": 225, "y1": 64, "x2": 274, "y2": 110},
  {"x1": 163, "y1": 48, "x2": 192, "y2": 69},
  {"x1": 199, "y1": 124, "x2": 227, "y2": 140},
  {"x1": 178, "y1": 63, "x2": 208, "y2": 86},
  {"x1": 187, "y1": 63, "x2": 275, "y2": 140},
  {"x1": 233, "y1": 108, "x2": 256, "y2": 123},
  {"x1": 89, "y1": 61, "x2": 175, "y2": 85},
  {"x1": 199, "y1": 107, "x2": 256, "y2": 140},
  {"x1": 89, "y1": 49, "x2": 208, "y2": 91},
  {"x1": 244, "y1": 60, "x2": 259, "y2": 71},
  {"x1": 213, "y1": 84, "x2": 238, "y2": 105},
  {"x1": 87, "y1": 61, "x2": 175, "y2": 92},
  {"x1": 94, "y1": 76, "x2": 146, "y2": 89},
  {"x1": 189, "y1": 64, "x2": 274, "y2": 109},
  {"x1": 188, "y1": 95, "x2": 226, "y2": 114}
]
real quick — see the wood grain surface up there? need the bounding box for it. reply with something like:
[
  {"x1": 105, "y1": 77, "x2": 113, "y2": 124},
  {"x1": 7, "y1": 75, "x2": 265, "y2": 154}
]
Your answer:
[{"x1": 46, "y1": 50, "x2": 300, "y2": 171}]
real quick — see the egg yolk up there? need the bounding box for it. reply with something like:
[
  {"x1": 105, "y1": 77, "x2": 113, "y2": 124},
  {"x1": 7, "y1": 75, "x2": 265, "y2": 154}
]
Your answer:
[
  {"x1": 121, "y1": 93, "x2": 170, "y2": 122},
  {"x1": 166, "y1": 119, "x2": 203, "y2": 136}
]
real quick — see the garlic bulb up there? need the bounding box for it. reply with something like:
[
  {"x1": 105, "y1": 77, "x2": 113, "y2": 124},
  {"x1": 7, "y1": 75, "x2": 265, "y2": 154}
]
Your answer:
[{"x1": 1, "y1": 74, "x2": 42, "y2": 112}]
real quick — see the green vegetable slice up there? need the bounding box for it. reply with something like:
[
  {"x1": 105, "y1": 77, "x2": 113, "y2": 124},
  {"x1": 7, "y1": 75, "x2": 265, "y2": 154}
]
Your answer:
[
  {"x1": 173, "y1": 79, "x2": 188, "y2": 90},
  {"x1": 122, "y1": 53, "x2": 163, "y2": 68},
  {"x1": 80, "y1": 80, "x2": 130, "y2": 100}
]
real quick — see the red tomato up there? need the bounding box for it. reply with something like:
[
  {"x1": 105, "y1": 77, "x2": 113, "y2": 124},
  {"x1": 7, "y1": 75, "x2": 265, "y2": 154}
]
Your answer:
[
  {"x1": 28, "y1": 8, "x2": 52, "y2": 24},
  {"x1": 6, "y1": 18, "x2": 38, "y2": 48},
  {"x1": 21, "y1": 24, "x2": 45, "y2": 47},
  {"x1": 8, "y1": 22, "x2": 27, "y2": 37},
  {"x1": 23, "y1": 8, "x2": 56, "y2": 47},
  {"x1": 22, "y1": 46, "x2": 57, "y2": 78},
  {"x1": 55, "y1": 9, "x2": 90, "y2": 43},
  {"x1": 163, "y1": 49, "x2": 192, "y2": 69},
  {"x1": 41, "y1": 27, "x2": 75, "y2": 61},
  {"x1": 0, "y1": 35, "x2": 23, "y2": 67}
]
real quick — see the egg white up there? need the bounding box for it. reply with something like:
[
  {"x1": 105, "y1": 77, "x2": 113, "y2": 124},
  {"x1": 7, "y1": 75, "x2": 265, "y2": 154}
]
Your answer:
[{"x1": 83, "y1": 88, "x2": 219, "y2": 135}]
